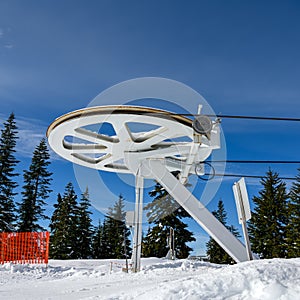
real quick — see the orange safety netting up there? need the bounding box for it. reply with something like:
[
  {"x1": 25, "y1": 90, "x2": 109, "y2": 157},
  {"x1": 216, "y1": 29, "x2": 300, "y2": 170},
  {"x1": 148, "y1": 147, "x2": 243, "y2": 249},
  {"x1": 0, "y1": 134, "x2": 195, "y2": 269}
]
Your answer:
[{"x1": 0, "y1": 232, "x2": 50, "y2": 264}]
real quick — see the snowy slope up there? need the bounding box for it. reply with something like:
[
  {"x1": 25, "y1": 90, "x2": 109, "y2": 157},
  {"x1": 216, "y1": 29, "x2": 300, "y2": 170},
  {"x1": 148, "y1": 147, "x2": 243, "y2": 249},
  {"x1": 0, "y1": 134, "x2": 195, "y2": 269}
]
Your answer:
[{"x1": 0, "y1": 258, "x2": 299, "y2": 300}]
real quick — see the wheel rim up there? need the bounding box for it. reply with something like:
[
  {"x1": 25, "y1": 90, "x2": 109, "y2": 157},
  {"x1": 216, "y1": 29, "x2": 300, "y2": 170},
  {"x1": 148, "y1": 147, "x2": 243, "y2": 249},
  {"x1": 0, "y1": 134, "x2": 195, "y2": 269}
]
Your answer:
[{"x1": 47, "y1": 105, "x2": 213, "y2": 173}]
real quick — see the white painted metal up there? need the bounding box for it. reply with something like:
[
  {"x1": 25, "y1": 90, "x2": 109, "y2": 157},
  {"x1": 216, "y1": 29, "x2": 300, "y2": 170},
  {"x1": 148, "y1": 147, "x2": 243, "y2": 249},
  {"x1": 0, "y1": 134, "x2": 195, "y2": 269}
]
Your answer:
[
  {"x1": 132, "y1": 174, "x2": 144, "y2": 272},
  {"x1": 125, "y1": 211, "x2": 135, "y2": 227},
  {"x1": 166, "y1": 227, "x2": 175, "y2": 260},
  {"x1": 140, "y1": 159, "x2": 250, "y2": 262},
  {"x1": 233, "y1": 178, "x2": 253, "y2": 260},
  {"x1": 47, "y1": 106, "x2": 219, "y2": 174},
  {"x1": 233, "y1": 178, "x2": 251, "y2": 223},
  {"x1": 47, "y1": 105, "x2": 251, "y2": 267},
  {"x1": 179, "y1": 141, "x2": 201, "y2": 184}
]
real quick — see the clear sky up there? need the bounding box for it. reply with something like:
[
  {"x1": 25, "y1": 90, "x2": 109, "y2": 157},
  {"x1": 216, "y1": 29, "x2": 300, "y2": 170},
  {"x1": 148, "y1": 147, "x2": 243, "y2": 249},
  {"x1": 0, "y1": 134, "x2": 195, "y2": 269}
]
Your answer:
[{"x1": 1, "y1": 0, "x2": 300, "y2": 255}]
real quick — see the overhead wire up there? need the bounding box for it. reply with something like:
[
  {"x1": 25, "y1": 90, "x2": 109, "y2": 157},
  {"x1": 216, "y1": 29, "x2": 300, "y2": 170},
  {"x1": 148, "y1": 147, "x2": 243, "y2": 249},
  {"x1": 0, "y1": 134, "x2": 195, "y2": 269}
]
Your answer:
[
  {"x1": 189, "y1": 114, "x2": 300, "y2": 180},
  {"x1": 196, "y1": 161, "x2": 299, "y2": 181},
  {"x1": 175, "y1": 113, "x2": 300, "y2": 122},
  {"x1": 204, "y1": 173, "x2": 297, "y2": 181},
  {"x1": 208, "y1": 160, "x2": 300, "y2": 164},
  {"x1": 163, "y1": 111, "x2": 300, "y2": 180}
]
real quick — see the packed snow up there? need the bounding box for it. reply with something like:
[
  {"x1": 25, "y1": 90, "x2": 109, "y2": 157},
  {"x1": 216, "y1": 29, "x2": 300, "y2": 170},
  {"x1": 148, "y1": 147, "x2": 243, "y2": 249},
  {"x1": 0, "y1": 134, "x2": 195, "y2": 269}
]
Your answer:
[{"x1": 1, "y1": 257, "x2": 299, "y2": 299}]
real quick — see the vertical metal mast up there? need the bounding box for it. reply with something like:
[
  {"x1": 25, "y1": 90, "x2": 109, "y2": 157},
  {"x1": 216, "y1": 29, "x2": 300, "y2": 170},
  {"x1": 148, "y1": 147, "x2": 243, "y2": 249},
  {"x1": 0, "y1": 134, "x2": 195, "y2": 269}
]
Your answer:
[{"x1": 132, "y1": 173, "x2": 144, "y2": 272}]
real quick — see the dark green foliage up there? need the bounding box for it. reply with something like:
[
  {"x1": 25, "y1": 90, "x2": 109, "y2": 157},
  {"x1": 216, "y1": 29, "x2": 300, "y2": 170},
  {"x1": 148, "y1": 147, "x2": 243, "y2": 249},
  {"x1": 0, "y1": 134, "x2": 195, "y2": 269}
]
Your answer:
[
  {"x1": 92, "y1": 218, "x2": 113, "y2": 259},
  {"x1": 51, "y1": 189, "x2": 131, "y2": 259},
  {"x1": 106, "y1": 195, "x2": 131, "y2": 259},
  {"x1": 142, "y1": 227, "x2": 158, "y2": 257},
  {"x1": 49, "y1": 183, "x2": 79, "y2": 259},
  {"x1": 92, "y1": 195, "x2": 131, "y2": 259},
  {"x1": 286, "y1": 168, "x2": 300, "y2": 257},
  {"x1": 49, "y1": 193, "x2": 63, "y2": 245},
  {"x1": 248, "y1": 169, "x2": 288, "y2": 258},
  {"x1": 143, "y1": 182, "x2": 195, "y2": 259},
  {"x1": 18, "y1": 139, "x2": 52, "y2": 232},
  {"x1": 206, "y1": 200, "x2": 240, "y2": 264},
  {"x1": 92, "y1": 220, "x2": 105, "y2": 259},
  {"x1": 0, "y1": 113, "x2": 19, "y2": 231},
  {"x1": 142, "y1": 215, "x2": 195, "y2": 258},
  {"x1": 77, "y1": 187, "x2": 94, "y2": 258}
]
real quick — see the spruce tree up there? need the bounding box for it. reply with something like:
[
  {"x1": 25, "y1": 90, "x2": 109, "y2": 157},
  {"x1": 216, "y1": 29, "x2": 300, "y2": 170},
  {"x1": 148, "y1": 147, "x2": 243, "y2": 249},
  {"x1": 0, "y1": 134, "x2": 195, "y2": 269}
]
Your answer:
[
  {"x1": 142, "y1": 227, "x2": 157, "y2": 257},
  {"x1": 100, "y1": 218, "x2": 113, "y2": 258},
  {"x1": 50, "y1": 191, "x2": 72, "y2": 259},
  {"x1": 77, "y1": 187, "x2": 94, "y2": 258},
  {"x1": 49, "y1": 183, "x2": 79, "y2": 259},
  {"x1": 92, "y1": 220, "x2": 104, "y2": 259},
  {"x1": 143, "y1": 182, "x2": 195, "y2": 259},
  {"x1": 206, "y1": 200, "x2": 239, "y2": 264},
  {"x1": 49, "y1": 193, "x2": 63, "y2": 258},
  {"x1": 92, "y1": 219, "x2": 112, "y2": 259},
  {"x1": 286, "y1": 168, "x2": 300, "y2": 257},
  {"x1": 18, "y1": 139, "x2": 52, "y2": 232},
  {"x1": 248, "y1": 169, "x2": 288, "y2": 258},
  {"x1": 104, "y1": 195, "x2": 131, "y2": 259},
  {"x1": 0, "y1": 113, "x2": 19, "y2": 231}
]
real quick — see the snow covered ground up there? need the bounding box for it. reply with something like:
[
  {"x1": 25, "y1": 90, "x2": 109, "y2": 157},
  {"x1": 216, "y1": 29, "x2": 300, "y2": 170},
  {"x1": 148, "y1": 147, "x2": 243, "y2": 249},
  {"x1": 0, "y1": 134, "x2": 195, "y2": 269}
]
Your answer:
[{"x1": 0, "y1": 257, "x2": 299, "y2": 300}]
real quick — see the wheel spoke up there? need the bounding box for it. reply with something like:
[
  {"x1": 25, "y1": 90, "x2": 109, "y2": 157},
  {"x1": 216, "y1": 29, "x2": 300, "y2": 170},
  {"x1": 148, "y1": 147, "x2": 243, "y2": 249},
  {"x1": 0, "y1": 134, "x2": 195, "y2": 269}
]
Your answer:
[
  {"x1": 63, "y1": 141, "x2": 108, "y2": 153},
  {"x1": 113, "y1": 122, "x2": 133, "y2": 143},
  {"x1": 72, "y1": 153, "x2": 111, "y2": 164},
  {"x1": 73, "y1": 127, "x2": 119, "y2": 146},
  {"x1": 133, "y1": 126, "x2": 168, "y2": 144},
  {"x1": 97, "y1": 152, "x2": 124, "y2": 168}
]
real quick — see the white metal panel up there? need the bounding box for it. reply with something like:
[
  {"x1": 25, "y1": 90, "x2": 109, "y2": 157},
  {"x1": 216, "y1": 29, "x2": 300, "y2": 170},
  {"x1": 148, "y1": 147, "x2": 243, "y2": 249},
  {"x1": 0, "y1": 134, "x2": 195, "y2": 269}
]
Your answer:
[
  {"x1": 125, "y1": 211, "x2": 135, "y2": 227},
  {"x1": 233, "y1": 177, "x2": 251, "y2": 223}
]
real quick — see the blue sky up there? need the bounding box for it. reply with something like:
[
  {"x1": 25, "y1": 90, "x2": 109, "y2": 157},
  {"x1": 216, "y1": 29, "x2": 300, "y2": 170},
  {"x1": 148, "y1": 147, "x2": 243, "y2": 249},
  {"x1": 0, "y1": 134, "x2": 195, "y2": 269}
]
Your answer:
[{"x1": 1, "y1": 0, "x2": 300, "y2": 255}]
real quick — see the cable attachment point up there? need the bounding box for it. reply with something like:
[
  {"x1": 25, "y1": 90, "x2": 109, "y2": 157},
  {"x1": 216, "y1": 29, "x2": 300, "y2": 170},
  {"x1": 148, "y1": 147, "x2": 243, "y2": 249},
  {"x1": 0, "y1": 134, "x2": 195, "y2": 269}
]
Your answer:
[
  {"x1": 195, "y1": 161, "x2": 215, "y2": 181},
  {"x1": 192, "y1": 115, "x2": 213, "y2": 139}
]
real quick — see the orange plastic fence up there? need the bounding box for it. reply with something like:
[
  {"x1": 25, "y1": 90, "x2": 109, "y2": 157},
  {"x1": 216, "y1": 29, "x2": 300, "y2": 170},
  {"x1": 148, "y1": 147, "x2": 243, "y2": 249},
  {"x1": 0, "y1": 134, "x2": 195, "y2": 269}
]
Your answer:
[{"x1": 0, "y1": 232, "x2": 50, "y2": 264}]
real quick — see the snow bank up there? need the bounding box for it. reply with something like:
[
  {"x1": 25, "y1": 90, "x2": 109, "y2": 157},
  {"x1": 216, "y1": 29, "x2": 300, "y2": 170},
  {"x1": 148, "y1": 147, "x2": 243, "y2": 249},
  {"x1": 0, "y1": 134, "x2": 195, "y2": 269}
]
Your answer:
[
  {"x1": 158, "y1": 259, "x2": 300, "y2": 300},
  {"x1": 0, "y1": 257, "x2": 299, "y2": 299}
]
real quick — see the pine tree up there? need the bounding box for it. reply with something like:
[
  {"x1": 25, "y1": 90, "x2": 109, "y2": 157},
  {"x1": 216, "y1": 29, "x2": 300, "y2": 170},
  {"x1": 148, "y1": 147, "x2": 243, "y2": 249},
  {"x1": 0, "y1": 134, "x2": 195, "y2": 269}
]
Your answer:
[
  {"x1": 206, "y1": 200, "x2": 239, "y2": 264},
  {"x1": 18, "y1": 139, "x2": 52, "y2": 232},
  {"x1": 143, "y1": 182, "x2": 195, "y2": 259},
  {"x1": 0, "y1": 113, "x2": 19, "y2": 231},
  {"x1": 49, "y1": 183, "x2": 79, "y2": 259},
  {"x1": 77, "y1": 187, "x2": 94, "y2": 258},
  {"x1": 104, "y1": 195, "x2": 131, "y2": 259},
  {"x1": 286, "y1": 168, "x2": 300, "y2": 257},
  {"x1": 248, "y1": 169, "x2": 288, "y2": 258}
]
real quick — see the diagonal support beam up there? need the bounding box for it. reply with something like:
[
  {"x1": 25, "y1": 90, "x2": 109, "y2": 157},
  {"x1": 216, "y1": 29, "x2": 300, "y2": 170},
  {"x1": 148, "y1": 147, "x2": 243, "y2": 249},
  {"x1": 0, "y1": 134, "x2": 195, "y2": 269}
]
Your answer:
[{"x1": 141, "y1": 159, "x2": 250, "y2": 262}]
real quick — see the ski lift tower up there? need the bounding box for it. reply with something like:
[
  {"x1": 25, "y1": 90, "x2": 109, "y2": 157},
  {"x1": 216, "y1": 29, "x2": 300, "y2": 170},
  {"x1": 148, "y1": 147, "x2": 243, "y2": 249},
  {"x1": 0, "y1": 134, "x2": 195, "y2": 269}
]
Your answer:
[{"x1": 47, "y1": 105, "x2": 251, "y2": 272}]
